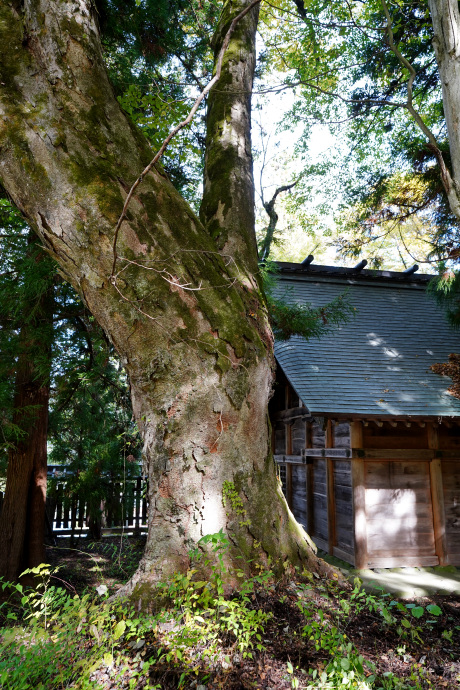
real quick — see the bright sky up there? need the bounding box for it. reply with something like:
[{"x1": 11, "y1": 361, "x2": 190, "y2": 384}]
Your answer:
[{"x1": 252, "y1": 78, "x2": 342, "y2": 265}]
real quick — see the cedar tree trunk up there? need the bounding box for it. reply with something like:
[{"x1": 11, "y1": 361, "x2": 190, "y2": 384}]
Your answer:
[
  {"x1": 0, "y1": 242, "x2": 52, "y2": 581},
  {"x1": 0, "y1": 0, "x2": 323, "y2": 596}
]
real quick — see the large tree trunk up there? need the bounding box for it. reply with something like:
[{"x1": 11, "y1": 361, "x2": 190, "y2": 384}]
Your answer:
[
  {"x1": 0, "y1": 0, "x2": 322, "y2": 596},
  {"x1": 428, "y1": 0, "x2": 460, "y2": 216},
  {"x1": 0, "y1": 241, "x2": 52, "y2": 581}
]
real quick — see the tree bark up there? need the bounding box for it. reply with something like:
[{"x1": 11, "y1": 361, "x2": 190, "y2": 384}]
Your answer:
[
  {"x1": 0, "y1": 241, "x2": 52, "y2": 582},
  {"x1": 0, "y1": 0, "x2": 323, "y2": 595},
  {"x1": 200, "y1": 0, "x2": 260, "y2": 275},
  {"x1": 428, "y1": 0, "x2": 460, "y2": 217}
]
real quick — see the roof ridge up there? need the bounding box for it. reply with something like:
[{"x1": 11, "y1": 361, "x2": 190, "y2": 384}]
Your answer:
[{"x1": 275, "y1": 261, "x2": 433, "y2": 283}]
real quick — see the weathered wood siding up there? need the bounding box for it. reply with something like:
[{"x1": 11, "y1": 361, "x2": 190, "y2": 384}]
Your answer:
[
  {"x1": 363, "y1": 424, "x2": 428, "y2": 449},
  {"x1": 274, "y1": 422, "x2": 285, "y2": 454},
  {"x1": 441, "y1": 460, "x2": 460, "y2": 565},
  {"x1": 312, "y1": 457, "x2": 328, "y2": 549},
  {"x1": 334, "y1": 422, "x2": 351, "y2": 449},
  {"x1": 333, "y1": 459, "x2": 354, "y2": 559},
  {"x1": 270, "y1": 376, "x2": 460, "y2": 568},
  {"x1": 291, "y1": 418, "x2": 306, "y2": 454},
  {"x1": 291, "y1": 464, "x2": 307, "y2": 528},
  {"x1": 364, "y1": 461, "x2": 438, "y2": 567}
]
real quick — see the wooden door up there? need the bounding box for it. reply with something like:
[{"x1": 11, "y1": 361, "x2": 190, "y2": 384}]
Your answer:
[{"x1": 364, "y1": 460, "x2": 439, "y2": 568}]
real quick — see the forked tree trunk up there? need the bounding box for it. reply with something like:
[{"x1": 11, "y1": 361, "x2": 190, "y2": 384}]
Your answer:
[
  {"x1": 0, "y1": 0, "x2": 324, "y2": 596},
  {"x1": 0, "y1": 243, "x2": 52, "y2": 581}
]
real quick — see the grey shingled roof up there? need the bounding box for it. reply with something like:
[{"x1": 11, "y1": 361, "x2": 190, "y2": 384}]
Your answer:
[{"x1": 273, "y1": 263, "x2": 460, "y2": 418}]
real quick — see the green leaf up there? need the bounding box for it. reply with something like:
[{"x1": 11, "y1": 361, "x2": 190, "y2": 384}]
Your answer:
[
  {"x1": 411, "y1": 606, "x2": 424, "y2": 619},
  {"x1": 401, "y1": 618, "x2": 411, "y2": 628},
  {"x1": 426, "y1": 604, "x2": 442, "y2": 616},
  {"x1": 113, "y1": 619, "x2": 126, "y2": 640},
  {"x1": 104, "y1": 653, "x2": 113, "y2": 668},
  {"x1": 287, "y1": 661, "x2": 293, "y2": 674},
  {"x1": 341, "y1": 658, "x2": 350, "y2": 670}
]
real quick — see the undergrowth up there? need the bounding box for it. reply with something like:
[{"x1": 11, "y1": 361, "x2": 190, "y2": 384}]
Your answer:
[{"x1": 0, "y1": 532, "x2": 458, "y2": 689}]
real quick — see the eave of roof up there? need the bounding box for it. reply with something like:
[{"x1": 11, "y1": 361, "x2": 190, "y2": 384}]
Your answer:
[{"x1": 273, "y1": 262, "x2": 460, "y2": 419}]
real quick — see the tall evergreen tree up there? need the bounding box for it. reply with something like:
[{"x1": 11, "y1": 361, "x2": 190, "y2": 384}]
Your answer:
[{"x1": 0, "y1": 222, "x2": 54, "y2": 580}]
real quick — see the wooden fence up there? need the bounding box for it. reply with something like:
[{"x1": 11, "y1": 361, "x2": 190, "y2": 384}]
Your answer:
[
  {"x1": 45, "y1": 474, "x2": 148, "y2": 538},
  {"x1": 0, "y1": 466, "x2": 149, "y2": 539}
]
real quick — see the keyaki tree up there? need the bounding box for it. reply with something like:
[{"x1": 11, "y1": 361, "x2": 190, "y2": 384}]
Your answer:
[{"x1": 0, "y1": 0, "x2": 330, "y2": 597}]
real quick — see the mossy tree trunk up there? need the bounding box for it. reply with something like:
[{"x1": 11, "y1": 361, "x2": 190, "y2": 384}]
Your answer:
[{"x1": 0, "y1": 0, "x2": 323, "y2": 594}]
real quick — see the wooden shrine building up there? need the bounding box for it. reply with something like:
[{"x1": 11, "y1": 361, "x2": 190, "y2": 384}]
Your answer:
[{"x1": 270, "y1": 260, "x2": 460, "y2": 569}]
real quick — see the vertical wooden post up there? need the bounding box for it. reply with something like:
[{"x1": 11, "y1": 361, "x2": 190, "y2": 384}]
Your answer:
[
  {"x1": 351, "y1": 421, "x2": 367, "y2": 569},
  {"x1": 285, "y1": 422, "x2": 293, "y2": 508},
  {"x1": 305, "y1": 421, "x2": 314, "y2": 535},
  {"x1": 428, "y1": 422, "x2": 448, "y2": 565},
  {"x1": 326, "y1": 420, "x2": 336, "y2": 555},
  {"x1": 285, "y1": 385, "x2": 290, "y2": 410}
]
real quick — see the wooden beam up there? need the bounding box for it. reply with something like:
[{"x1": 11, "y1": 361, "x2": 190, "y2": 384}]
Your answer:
[
  {"x1": 428, "y1": 422, "x2": 448, "y2": 566},
  {"x1": 350, "y1": 421, "x2": 363, "y2": 449},
  {"x1": 389, "y1": 420, "x2": 398, "y2": 428},
  {"x1": 286, "y1": 421, "x2": 293, "y2": 508},
  {"x1": 284, "y1": 454, "x2": 303, "y2": 464},
  {"x1": 272, "y1": 406, "x2": 310, "y2": 423},
  {"x1": 286, "y1": 464, "x2": 293, "y2": 509},
  {"x1": 430, "y1": 458, "x2": 448, "y2": 566},
  {"x1": 373, "y1": 420, "x2": 383, "y2": 428},
  {"x1": 325, "y1": 419, "x2": 334, "y2": 449},
  {"x1": 327, "y1": 457, "x2": 336, "y2": 555},
  {"x1": 427, "y1": 422, "x2": 439, "y2": 450},
  {"x1": 352, "y1": 456, "x2": 367, "y2": 569},
  {"x1": 352, "y1": 448, "x2": 460, "y2": 460},
  {"x1": 350, "y1": 421, "x2": 366, "y2": 569},
  {"x1": 326, "y1": 420, "x2": 336, "y2": 555},
  {"x1": 303, "y1": 448, "x2": 351, "y2": 458},
  {"x1": 286, "y1": 421, "x2": 292, "y2": 455},
  {"x1": 306, "y1": 421, "x2": 314, "y2": 535}
]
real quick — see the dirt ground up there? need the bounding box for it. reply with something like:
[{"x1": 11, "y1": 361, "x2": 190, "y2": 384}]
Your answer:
[{"x1": 45, "y1": 537, "x2": 460, "y2": 689}]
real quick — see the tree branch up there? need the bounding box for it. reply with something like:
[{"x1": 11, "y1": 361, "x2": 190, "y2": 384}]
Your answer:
[
  {"x1": 111, "y1": 0, "x2": 262, "y2": 279},
  {"x1": 259, "y1": 180, "x2": 299, "y2": 260},
  {"x1": 380, "y1": 0, "x2": 455, "y2": 198}
]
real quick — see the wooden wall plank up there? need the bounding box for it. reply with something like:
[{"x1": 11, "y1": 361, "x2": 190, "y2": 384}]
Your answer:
[
  {"x1": 292, "y1": 464, "x2": 307, "y2": 528},
  {"x1": 286, "y1": 464, "x2": 293, "y2": 509},
  {"x1": 292, "y1": 417, "x2": 307, "y2": 454},
  {"x1": 368, "y1": 555, "x2": 439, "y2": 568},
  {"x1": 441, "y1": 460, "x2": 460, "y2": 559},
  {"x1": 306, "y1": 422, "x2": 314, "y2": 535},
  {"x1": 430, "y1": 457, "x2": 448, "y2": 565},
  {"x1": 352, "y1": 457, "x2": 367, "y2": 569},
  {"x1": 350, "y1": 422, "x2": 367, "y2": 568},
  {"x1": 326, "y1": 420, "x2": 335, "y2": 555}
]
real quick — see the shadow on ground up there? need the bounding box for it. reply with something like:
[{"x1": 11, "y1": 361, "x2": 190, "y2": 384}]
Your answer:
[{"x1": 319, "y1": 550, "x2": 460, "y2": 597}]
